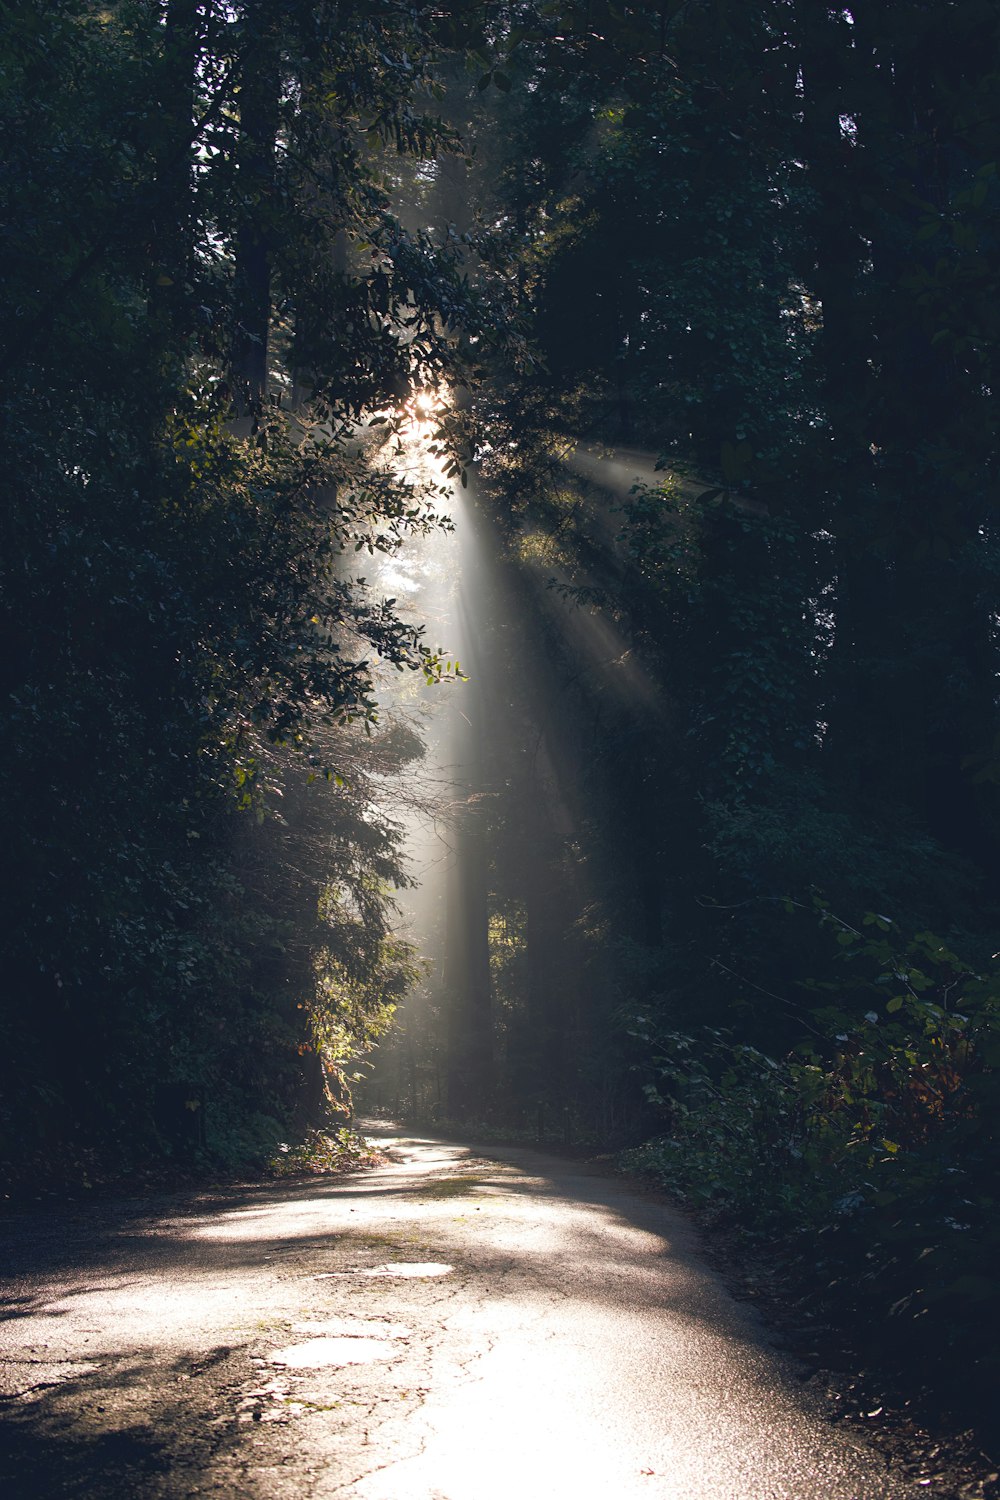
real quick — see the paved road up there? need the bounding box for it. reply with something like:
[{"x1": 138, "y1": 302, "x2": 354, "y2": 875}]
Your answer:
[{"x1": 0, "y1": 1131, "x2": 926, "y2": 1498}]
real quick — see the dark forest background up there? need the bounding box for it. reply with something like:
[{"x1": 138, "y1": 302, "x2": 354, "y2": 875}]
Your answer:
[{"x1": 2, "y1": 0, "x2": 999, "y2": 1439}]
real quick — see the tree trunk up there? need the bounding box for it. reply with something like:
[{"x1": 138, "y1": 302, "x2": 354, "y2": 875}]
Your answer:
[
  {"x1": 231, "y1": 3, "x2": 280, "y2": 419},
  {"x1": 149, "y1": 0, "x2": 201, "y2": 335},
  {"x1": 444, "y1": 532, "x2": 494, "y2": 1119}
]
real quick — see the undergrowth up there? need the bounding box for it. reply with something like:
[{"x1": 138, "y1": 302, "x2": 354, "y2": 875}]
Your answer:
[
  {"x1": 267, "y1": 1125, "x2": 385, "y2": 1177},
  {"x1": 623, "y1": 909, "x2": 1000, "y2": 1441}
]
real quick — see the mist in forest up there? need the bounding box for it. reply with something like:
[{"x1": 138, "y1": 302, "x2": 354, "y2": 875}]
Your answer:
[
  {"x1": 357, "y1": 404, "x2": 668, "y2": 1137},
  {"x1": 361, "y1": 406, "x2": 518, "y2": 1125},
  {"x1": 4, "y1": 1, "x2": 999, "y2": 1443}
]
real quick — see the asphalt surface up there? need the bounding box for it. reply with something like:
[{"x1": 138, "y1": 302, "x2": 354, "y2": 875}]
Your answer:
[{"x1": 0, "y1": 1130, "x2": 929, "y2": 1498}]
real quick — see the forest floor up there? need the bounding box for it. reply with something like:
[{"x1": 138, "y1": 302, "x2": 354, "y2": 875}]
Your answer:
[{"x1": 0, "y1": 1127, "x2": 988, "y2": 1499}]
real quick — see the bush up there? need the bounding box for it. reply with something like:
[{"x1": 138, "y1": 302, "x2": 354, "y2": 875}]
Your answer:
[{"x1": 624, "y1": 912, "x2": 1000, "y2": 1426}]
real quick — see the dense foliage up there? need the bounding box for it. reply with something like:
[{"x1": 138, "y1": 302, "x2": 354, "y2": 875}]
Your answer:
[
  {"x1": 3, "y1": 0, "x2": 998, "y2": 1440},
  {"x1": 364, "y1": 0, "x2": 1000, "y2": 1428},
  {"x1": 0, "y1": 0, "x2": 497, "y2": 1188}
]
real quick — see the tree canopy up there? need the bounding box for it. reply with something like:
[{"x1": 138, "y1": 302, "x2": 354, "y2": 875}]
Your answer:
[{"x1": 2, "y1": 0, "x2": 999, "y2": 1442}]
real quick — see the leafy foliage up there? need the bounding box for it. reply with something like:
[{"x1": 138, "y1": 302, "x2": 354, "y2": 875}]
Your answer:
[
  {"x1": 626, "y1": 914, "x2": 1000, "y2": 1423},
  {"x1": 353, "y1": 0, "x2": 1000, "y2": 1434},
  {"x1": 0, "y1": 0, "x2": 494, "y2": 1190},
  {"x1": 268, "y1": 1125, "x2": 385, "y2": 1178}
]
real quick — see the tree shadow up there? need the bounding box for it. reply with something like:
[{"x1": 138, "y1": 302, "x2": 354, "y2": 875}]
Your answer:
[
  {"x1": 0, "y1": 1128, "x2": 811, "y2": 1500},
  {"x1": 0, "y1": 1347, "x2": 258, "y2": 1500}
]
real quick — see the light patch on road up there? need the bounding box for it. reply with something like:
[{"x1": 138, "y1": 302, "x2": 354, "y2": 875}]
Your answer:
[
  {"x1": 360, "y1": 1262, "x2": 453, "y2": 1278},
  {"x1": 312, "y1": 1262, "x2": 453, "y2": 1280},
  {"x1": 0, "y1": 1133, "x2": 933, "y2": 1499},
  {"x1": 291, "y1": 1319, "x2": 412, "y2": 1339},
  {"x1": 181, "y1": 1198, "x2": 346, "y2": 1240},
  {"x1": 268, "y1": 1337, "x2": 399, "y2": 1368}
]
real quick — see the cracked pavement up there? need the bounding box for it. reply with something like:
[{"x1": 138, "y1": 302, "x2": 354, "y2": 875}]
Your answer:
[{"x1": 0, "y1": 1129, "x2": 932, "y2": 1498}]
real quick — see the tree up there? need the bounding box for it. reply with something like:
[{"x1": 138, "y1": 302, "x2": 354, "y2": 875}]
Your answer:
[
  {"x1": 0, "y1": 0, "x2": 502, "y2": 1186},
  {"x1": 422, "y1": 0, "x2": 1000, "y2": 1118}
]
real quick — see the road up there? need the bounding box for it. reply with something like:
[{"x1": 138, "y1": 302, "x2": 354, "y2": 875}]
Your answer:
[{"x1": 0, "y1": 1129, "x2": 927, "y2": 1499}]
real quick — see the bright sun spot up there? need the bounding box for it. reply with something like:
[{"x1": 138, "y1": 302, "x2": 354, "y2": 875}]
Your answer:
[{"x1": 404, "y1": 388, "x2": 444, "y2": 431}]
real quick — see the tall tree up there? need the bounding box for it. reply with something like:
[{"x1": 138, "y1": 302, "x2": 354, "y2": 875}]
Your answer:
[{"x1": 0, "y1": 0, "x2": 502, "y2": 1187}]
